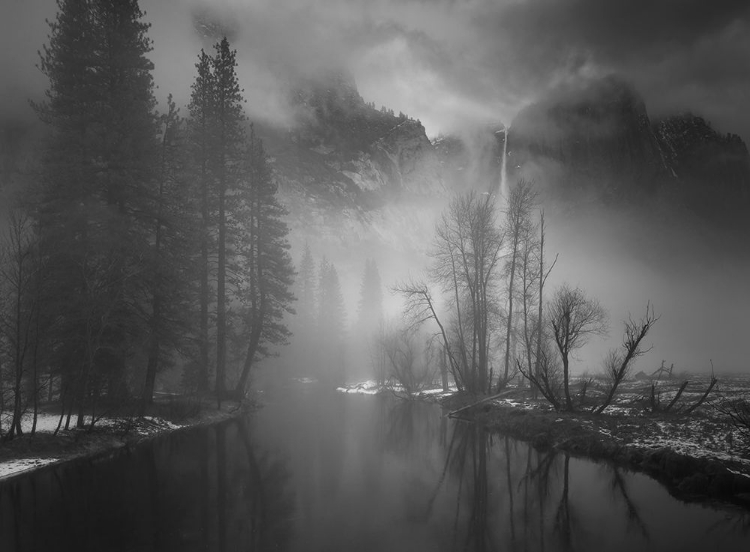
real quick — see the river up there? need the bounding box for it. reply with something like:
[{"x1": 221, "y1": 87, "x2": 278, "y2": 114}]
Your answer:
[{"x1": 1, "y1": 378, "x2": 749, "y2": 551}]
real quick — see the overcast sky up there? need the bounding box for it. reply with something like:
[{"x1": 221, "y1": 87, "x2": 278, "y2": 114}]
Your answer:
[{"x1": 2, "y1": 0, "x2": 750, "y2": 138}]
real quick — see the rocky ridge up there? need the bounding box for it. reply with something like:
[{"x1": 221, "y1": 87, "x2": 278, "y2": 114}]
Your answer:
[{"x1": 507, "y1": 75, "x2": 750, "y2": 218}]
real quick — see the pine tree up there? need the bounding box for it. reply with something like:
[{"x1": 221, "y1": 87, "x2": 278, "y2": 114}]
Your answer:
[
  {"x1": 354, "y1": 258, "x2": 383, "y2": 384},
  {"x1": 356, "y1": 258, "x2": 383, "y2": 334},
  {"x1": 233, "y1": 128, "x2": 296, "y2": 396},
  {"x1": 185, "y1": 37, "x2": 247, "y2": 402},
  {"x1": 288, "y1": 242, "x2": 316, "y2": 372},
  {"x1": 316, "y1": 260, "x2": 346, "y2": 385},
  {"x1": 140, "y1": 95, "x2": 199, "y2": 411},
  {"x1": 34, "y1": 0, "x2": 158, "y2": 426},
  {"x1": 186, "y1": 49, "x2": 216, "y2": 394},
  {"x1": 212, "y1": 37, "x2": 246, "y2": 402},
  {"x1": 296, "y1": 242, "x2": 317, "y2": 330}
]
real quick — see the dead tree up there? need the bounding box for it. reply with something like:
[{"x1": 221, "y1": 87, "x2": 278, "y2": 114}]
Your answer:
[
  {"x1": 596, "y1": 303, "x2": 658, "y2": 414},
  {"x1": 685, "y1": 371, "x2": 718, "y2": 414},
  {"x1": 517, "y1": 339, "x2": 563, "y2": 410},
  {"x1": 714, "y1": 398, "x2": 750, "y2": 451},
  {"x1": 652, "y1": 360, "x2": 674, "y2": 380},
  {"x1": 663, "y1": 381, "x2": 689, "y2": 412},
  {"x1": 548, "y1": 284, "x2": 608, "y2": 411}
]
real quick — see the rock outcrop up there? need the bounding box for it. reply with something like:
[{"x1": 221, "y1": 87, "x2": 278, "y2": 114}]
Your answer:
[
  {"x1": 260, "y1": 69, "x2": 446, "y2": 253},
  {"x1": 507, "y1": 75, "x2": 750, "y2": 218}
]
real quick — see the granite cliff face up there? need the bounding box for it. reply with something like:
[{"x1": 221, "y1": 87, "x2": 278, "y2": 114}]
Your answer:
[
  {"x1": 506, "y1": 76, "x2": 750, "y2": 218},
  {"x1": 260, "y1": 71, "x2": 446, "y2": 253},
  {"x1": 653, "y1": 114, "x2": 750, "y2": 215},
  {"x1": 264, "y1": 72, "x2": 750, "y2": 258},
  {"x1": 510, "y1": 76, "x2": 666, "y2": 197}
]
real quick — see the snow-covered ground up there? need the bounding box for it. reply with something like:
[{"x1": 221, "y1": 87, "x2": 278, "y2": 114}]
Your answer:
[
  {"x1": 335, "y1": 379, "x2": 457, "y2": 399},
  {"x1": 0, "y1": 457, "x2": 59, "y2": 480},
  {"x1": 0, "y1": 411, "x2": 184, "y2": 481},
  {"x1": 334, "y1": 375, "x2": 750, "y2": 477}
]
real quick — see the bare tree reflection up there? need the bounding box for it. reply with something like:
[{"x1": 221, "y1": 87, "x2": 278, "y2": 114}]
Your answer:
[
  {"x1": 517, "y1": 448, "x2": 557, "y2": 552},
  {"x1": 609, "y1": 466, "x2": 650, "y2": 540},
  {"x1": 554, "y1": 453, "x2": 574, "y2": 551},
  {"x1": 504, "y1": 435, "x2": 517, "y2": 548},
  {"x1": 217, "y1": 423, "x2": 228, "y2": 552},
  {"x1": 706, "y1": 509, "x2": 750, "y2": 538}
]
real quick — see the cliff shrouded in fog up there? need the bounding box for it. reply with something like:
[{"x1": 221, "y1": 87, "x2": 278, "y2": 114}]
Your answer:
[{"x1": 239, "y1": 71, "x2": 749, "y2": 374}]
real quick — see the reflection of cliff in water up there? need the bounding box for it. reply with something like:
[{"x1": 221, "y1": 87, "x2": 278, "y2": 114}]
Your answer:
[{"x1": 0, "y1": 419, "x2": 296, "y2": 552}]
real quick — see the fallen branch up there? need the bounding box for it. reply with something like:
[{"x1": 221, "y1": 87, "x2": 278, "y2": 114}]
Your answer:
[
  {"x1": 448, "y1": 389, "x2": 517, "y2": 418},
  {"x1": 664, "y1": 381, "x2": 689, "y2": 413},
  {"x1": 685, "y1": 372, "x2": 718, "y2": 414}
]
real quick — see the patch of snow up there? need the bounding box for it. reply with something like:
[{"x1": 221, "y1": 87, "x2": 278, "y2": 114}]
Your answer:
[
  {"x1": 0, "y1": 458, "x2": 59, "y2": 480},
  {"x1": 336, "y1": 380, "x2": 382, "y2": 395},
  {"x1": 19, "y1": 412, "x2": 64, "y2": 434}
]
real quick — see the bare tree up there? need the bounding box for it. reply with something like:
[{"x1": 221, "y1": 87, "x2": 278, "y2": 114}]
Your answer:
[
  {"x1": 596, "y1": 303, "x2": 658, "y2": 414},
  {"x1": 393, "y1": 279, "x2": 463, "y2": 390},
  {"x1": 0, "y1": 209, "x2": 39, "y2": 440},
  {"x1": 517, "y1": 208, "x2": 558, "y2": 397},
  {"x1": 684, "y1": 371, "x2": 718, "y2": 414},
  {"x1": 378, "y1": 323, "x2": 436, "y2": 397},
  {"x1": 715, "y1": 398, "x2": 750, "y2": 452},
  {"x1": 500, "y1": 180, "x2": 537, "y2": 389},
  {"x1": 516, "y1": 336, "x2": 564, "y2": 410},
  {"x1": 548, "y1": 284, "x2": 608, "y2": 411},
  {"x1": 429, "y1": 191, "x2": 504, "y2": 394},
  {"x1": 534, "y1": 211, "x2": 557, "y2": 395}
]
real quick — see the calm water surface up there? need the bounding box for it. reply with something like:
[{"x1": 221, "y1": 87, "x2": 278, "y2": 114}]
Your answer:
[{"x1": 1, "y1": 378, "x2": 749, "y2": 551}]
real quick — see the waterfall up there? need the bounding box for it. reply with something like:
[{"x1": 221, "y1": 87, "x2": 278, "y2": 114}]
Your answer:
[{"x1": 500, "y1": 125, "x2": 509, "y2": 200}]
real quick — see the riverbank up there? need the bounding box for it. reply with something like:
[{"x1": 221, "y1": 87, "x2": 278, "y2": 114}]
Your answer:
[
  {"x1": 441, "y1": 391, "x2": 750, "y2": 508},
  {"x1": 337, "y1": 377, "x2": 750, "y2": 508},
  {"x1": 0, "y1": 396, "x2": 251, "y2": 481}
]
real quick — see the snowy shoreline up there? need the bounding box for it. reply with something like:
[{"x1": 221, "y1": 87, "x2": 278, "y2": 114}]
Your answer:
[
  {"x1": 337, "y1": 378, "x2": 750, "y2": 509},
  {"x1": 0, "y1": 402, "x2": 247, "y2": 482}
]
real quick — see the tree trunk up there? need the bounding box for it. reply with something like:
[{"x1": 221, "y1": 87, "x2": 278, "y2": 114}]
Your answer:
[
  {"x1": 441, "y1": 345, "x2": 449, "y2": 392},
  {"x1": 534, "y1": 212, "x2": 546, "y2": 400},
  {"x1": 216, "y1": 175, "x2": 226, "y2": 406},
  {"x1": 141, "y1": 336, "x2": 159, "y2": 417},
  {"x1": 199, "y1": 151, "x2": 210, "y2": 395},
  {"x1": 562, "y1": 353, "x2": 573, "y2": 411},
  {"x1": 235, "y1": 324, "x2": 263, "y2": 398}
]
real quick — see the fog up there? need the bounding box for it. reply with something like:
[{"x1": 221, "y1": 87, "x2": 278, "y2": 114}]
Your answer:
[
  {"x1": 2, "y1": 0, "x2": 749, "y2": 381},
  {"x1": 542, "y1": 196, "x2": 749, "y2": 375}
]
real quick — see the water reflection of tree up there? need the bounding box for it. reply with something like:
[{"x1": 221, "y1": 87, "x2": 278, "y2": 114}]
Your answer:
[
  {"x1": 426, "y1": 422, "x2": 594, "y2": 552},
  {"x1": 609, "y1": 466, "x2": 650, "y2": 541},
  {"x1": 427, "y1": 421, "x2": 498, "y2": 551},
  {"x1": 383, "y1": 398, "x2": 441, "y2": 456},
  {"x1": 234, "y1": 418, "x2": 297, "y2": 551},
  {"x1": 707, "y1": 509, "x2": 750, "y2": 538},
  {"x1": 554, "y1": 453, "x2": 574, "y2": 551}
]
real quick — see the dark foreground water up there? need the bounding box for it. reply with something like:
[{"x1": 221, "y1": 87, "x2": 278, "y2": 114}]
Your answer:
[{"x1": 2, "y1": 380, "x2": 749, "y2": 552}]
